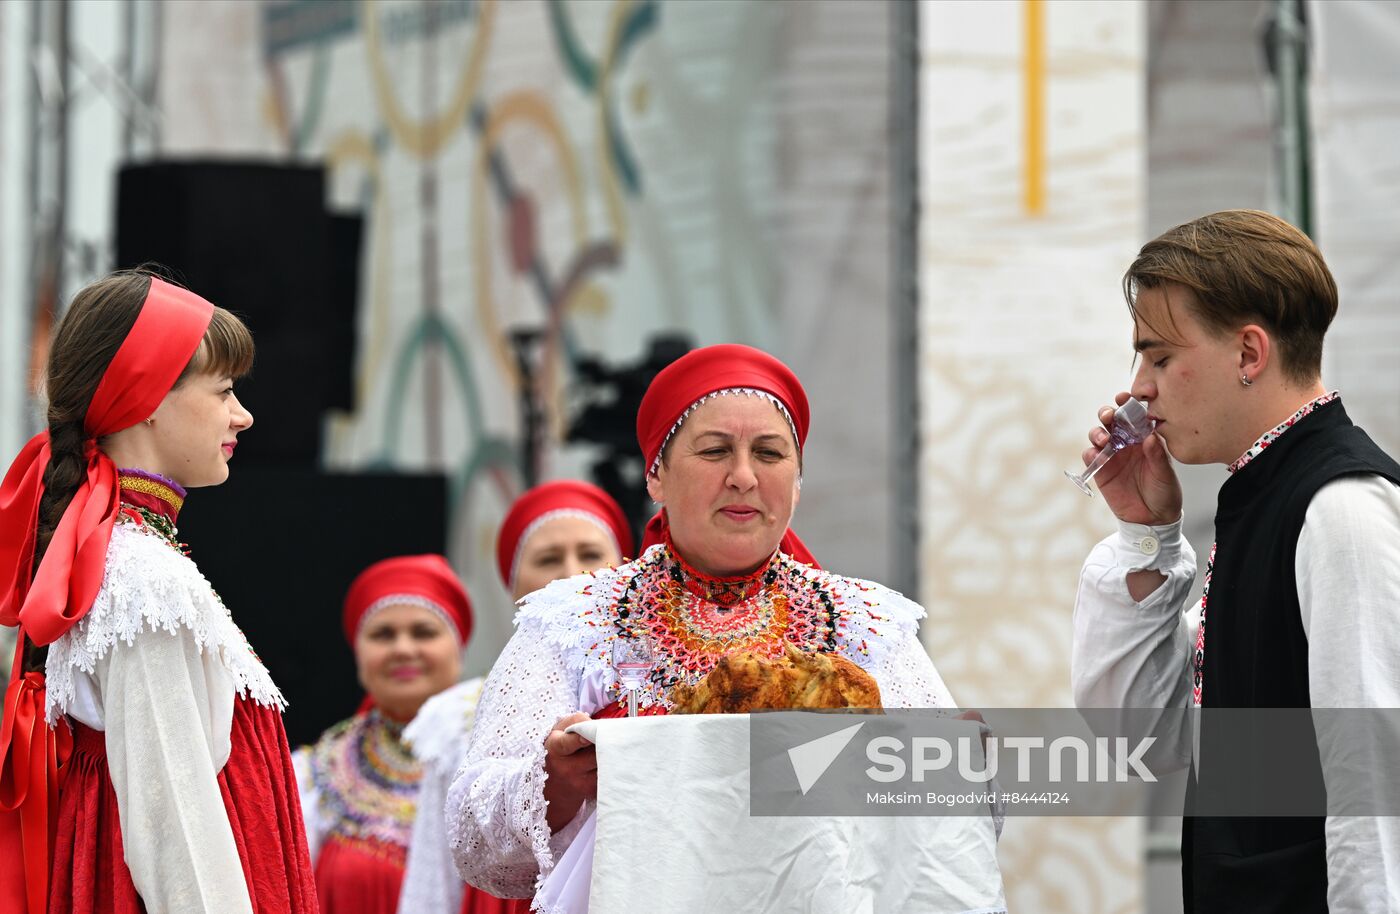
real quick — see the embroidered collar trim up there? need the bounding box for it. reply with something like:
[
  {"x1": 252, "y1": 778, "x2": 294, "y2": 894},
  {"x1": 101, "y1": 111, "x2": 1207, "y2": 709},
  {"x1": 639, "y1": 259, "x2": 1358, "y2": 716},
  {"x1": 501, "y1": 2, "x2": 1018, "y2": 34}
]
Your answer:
[
  {"x1": 1228, "y1": 391, "x2": 1339, "y2": 474},
  {"x1": 117, "y1": 467, "x2": 186, "y2": 520},
  {"x1": 663, "y1": 531, "x2": 778, "y2": 606}
]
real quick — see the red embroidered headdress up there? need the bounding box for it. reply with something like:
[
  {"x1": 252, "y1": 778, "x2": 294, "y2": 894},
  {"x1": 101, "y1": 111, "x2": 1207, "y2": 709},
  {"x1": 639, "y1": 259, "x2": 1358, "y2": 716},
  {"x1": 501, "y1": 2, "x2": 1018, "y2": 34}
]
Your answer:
[
  {"x1": 496, "y1": 480, "x2": 635, "y2": 591},
  {"x1": 343, "y1": 554, "x2": 473, "y2": 647}
]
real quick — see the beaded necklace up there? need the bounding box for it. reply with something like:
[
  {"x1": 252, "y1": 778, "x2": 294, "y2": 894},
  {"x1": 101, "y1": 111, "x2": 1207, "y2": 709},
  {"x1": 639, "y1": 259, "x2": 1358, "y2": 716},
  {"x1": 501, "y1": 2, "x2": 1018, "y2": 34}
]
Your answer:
[
  {"x1": 309, "y1": 710, "x2": 422, "y2": 862},
  {"x1": 116, "y1": 468, "x2": 189, "y2": 553},
  {"x1": 604, "y1": 540, "x2": 850, "y2": 699}
]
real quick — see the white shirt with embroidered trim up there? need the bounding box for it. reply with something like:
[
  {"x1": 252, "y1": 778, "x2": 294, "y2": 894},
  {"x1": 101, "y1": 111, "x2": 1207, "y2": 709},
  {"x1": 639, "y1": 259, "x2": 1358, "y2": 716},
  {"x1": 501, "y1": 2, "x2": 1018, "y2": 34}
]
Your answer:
[
  {"x1": 44, "y1": 519, "x2": 285, "y2": 914},
  {"x1": 1071, "y1": 475, "x2": 1400, "y2": 914},
  {"x1": 443, "y1": 545, "x2": 960, "y2": 900}
]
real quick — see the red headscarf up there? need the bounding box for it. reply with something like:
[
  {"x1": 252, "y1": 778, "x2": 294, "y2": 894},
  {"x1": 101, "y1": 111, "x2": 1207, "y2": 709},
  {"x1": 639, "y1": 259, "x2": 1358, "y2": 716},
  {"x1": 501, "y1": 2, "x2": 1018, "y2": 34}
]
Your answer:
[
  {"x1": 636, "y1": 343, "x2": 810, "y2": 473},
  {"x1": 634, "y1": 344, "x2": 820, "y2": 568},
  {"x1": 496, "y1": 480, "x2": 635, "y2": 590},
  {"x1": 0, "y1": 276, "x2": 213, "y2": 914},
  {"x1": 343, "y1": 555, "x2": 473, "y2": 647}
]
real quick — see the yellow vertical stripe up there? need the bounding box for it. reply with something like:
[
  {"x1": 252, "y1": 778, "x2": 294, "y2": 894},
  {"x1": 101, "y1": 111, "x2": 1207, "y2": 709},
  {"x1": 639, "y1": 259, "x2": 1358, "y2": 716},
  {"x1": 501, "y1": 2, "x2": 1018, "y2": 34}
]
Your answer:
[{"x1": 1024, "y1": 0, "x2": 1046, "y2": 215}]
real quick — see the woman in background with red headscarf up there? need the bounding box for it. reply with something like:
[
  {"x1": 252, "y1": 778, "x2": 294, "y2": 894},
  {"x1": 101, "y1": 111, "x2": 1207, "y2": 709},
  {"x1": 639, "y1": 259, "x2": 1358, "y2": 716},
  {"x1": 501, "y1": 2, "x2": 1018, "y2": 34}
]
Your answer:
[
  {"x1": 0, "y1": 270, "x2": 316, "y2": 913},
  {"x1": 395, "y1": 481, "x2": 632, "y2": 914},
  {"x1": 445, "y1": 344, "x2": 972, "y2": 911},
  {"x1": 293, "y1": 555, "x2": 470, "y2": 914}
]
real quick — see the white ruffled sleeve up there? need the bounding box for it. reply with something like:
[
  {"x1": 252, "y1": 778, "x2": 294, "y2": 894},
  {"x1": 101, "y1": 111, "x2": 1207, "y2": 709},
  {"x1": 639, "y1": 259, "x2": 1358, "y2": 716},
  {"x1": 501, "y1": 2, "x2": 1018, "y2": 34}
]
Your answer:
[
  {"x1": 444, "y1": 610, "x2": 591, "y2": 898},
  {"x1": 872, "y1": 628, "x2": 956, "y2": 708},
  {"x1": 846, "y1": 585, "x2": 956, "y2": 709}
]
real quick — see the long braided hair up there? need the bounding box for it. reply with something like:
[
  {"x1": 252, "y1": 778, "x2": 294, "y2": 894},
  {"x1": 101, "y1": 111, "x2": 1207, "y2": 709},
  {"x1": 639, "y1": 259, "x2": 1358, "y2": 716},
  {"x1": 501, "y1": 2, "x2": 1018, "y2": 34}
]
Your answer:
[{"x1": 23, "y1": 268, "x2": 254, "y2": 670}]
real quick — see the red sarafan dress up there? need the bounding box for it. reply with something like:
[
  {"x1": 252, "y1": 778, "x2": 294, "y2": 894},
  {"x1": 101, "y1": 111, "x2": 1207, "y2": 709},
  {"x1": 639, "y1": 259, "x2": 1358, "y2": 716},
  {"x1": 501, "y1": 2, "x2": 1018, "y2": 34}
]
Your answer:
[{"x1": 43, "y1": 473, "x2": 318, "y2": 913}]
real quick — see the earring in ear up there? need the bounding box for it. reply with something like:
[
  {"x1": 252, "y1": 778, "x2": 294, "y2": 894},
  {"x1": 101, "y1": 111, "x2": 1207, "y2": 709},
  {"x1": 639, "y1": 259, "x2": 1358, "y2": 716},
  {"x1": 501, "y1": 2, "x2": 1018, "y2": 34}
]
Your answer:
[{"x1": 1240, "y1": 374, "x2": 1252, "y2": 387}]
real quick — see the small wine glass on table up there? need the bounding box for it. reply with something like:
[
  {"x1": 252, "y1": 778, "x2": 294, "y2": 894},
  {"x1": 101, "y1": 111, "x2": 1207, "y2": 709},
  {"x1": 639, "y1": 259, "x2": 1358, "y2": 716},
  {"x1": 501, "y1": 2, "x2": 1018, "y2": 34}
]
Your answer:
[
  {"x1": 1066, "y1": 398, "x2": 1156, "y2": 495},
  {"x1": 612, "y1": 634, "x2": 656, "y2": 718}
]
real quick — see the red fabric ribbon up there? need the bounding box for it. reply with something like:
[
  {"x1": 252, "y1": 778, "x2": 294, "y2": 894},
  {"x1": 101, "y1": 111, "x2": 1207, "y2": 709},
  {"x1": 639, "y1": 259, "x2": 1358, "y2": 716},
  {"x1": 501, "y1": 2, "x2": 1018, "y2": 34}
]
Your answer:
[
  {"x1": 0, "y1": 640, "x2": 73, "y2": 914},
  {"x1": 0, "y1": 276, "x2": 213, "y2": 913},
  {"x1": 640, "y1": 509, "x2": 821, "y2": 569},
  {"x1": 0, "y1": 436, "x2": 120, "y2": 645}
]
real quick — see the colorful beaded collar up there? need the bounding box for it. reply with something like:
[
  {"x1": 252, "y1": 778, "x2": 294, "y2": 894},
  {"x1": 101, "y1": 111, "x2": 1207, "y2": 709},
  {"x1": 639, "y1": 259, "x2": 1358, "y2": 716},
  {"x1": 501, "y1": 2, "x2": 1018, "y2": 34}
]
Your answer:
[
  {"x1": 662, "y1": 530, "x2": 776, "y2": 607},
  {"x1": 607, "y1": 540, "x2": 846, "y2": 696},
  {"x1": 117, "y1": 467, "x2": 185, "y2": 522},
  {"x1": 310, "y1": 709, "x2": 422, "y2": 857},
  {"x1": 117, "y1": 468, "x2": 187, "y2": 550}
]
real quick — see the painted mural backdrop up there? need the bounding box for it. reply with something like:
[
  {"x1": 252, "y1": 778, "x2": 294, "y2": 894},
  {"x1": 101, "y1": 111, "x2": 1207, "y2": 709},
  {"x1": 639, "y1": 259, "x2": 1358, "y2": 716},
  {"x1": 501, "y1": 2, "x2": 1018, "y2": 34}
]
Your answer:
[
  {"x1": 288, "y1": 0, "x2": 780, "y2": 673},
  {"x1": 918, "y1": 2, "x2": 1146, "y2": 912},
  {"x1": 158, "y1": 0, "x2": 896, "y2": 674}
]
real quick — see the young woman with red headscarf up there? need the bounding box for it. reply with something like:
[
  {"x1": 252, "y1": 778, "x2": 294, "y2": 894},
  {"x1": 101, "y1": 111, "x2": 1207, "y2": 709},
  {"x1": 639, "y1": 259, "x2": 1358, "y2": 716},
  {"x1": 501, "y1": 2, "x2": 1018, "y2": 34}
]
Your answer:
[
  {"x1": 444, "y1": 345, "x2": 970, "y2": 909},
  {"x1": 292, "y1": 555, "x2": 471, "y2": 914},
  {"x1": 0, "y1": 271, "x2": 316, "y2": 914},
  {"x1": 394, "y1": 481, "x2": 632, "y2": 914}
]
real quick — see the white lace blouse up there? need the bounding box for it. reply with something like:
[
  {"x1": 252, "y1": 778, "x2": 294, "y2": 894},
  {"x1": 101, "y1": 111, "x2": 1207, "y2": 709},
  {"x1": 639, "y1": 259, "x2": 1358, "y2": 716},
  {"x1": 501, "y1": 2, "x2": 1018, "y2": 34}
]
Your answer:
[{"x1": 444, "y1": 544, "x2": 956, "y2": 899}]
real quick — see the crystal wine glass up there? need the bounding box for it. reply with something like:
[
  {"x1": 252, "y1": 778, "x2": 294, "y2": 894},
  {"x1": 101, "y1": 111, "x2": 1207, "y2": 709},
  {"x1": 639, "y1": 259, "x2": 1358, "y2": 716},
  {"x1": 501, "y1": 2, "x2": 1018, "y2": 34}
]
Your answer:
[
  {"x1": 1065, "y1": 398, "x2": 1156, "y2": 495},
  {"x1": 612, "y1": 634, "x2": 655, "y2": 718}
]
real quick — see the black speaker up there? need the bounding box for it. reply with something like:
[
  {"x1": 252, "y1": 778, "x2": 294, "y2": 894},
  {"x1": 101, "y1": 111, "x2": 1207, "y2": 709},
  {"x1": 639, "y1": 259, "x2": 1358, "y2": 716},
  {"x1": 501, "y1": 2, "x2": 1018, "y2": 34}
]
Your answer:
[
  {"x1": 176, "y1": 468, "x2": 449, "y2": 747},
  {"x1": 327, "y1": 214, "x2": 363, "y2": 412},
  {"x1": 114, "y1": 161, "x2": 362, "y2": 466}
]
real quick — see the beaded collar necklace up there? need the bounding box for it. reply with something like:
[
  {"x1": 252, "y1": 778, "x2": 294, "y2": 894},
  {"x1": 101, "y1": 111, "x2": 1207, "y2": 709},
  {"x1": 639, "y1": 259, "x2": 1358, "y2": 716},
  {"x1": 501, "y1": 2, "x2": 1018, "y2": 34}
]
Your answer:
[
  {"x1": 310, "y1": 709, "x2": 422, "y2": 855},
  {"x1": 662, "y1": 530, "x2": 778, "y2": 607},
  {"x1": 117, "y1": 468, "x2": 187, "y2": 552},
  {"x1": 608, "y1": 541, "x2": 846, "y2": 697}
]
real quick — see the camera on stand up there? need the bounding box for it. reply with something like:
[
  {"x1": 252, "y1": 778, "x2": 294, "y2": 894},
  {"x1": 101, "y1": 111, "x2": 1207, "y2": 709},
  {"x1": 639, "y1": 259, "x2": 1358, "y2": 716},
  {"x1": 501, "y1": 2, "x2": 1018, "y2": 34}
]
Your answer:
[{"x1": 566, "y1": 334, "x2": 693, "y2": 549}]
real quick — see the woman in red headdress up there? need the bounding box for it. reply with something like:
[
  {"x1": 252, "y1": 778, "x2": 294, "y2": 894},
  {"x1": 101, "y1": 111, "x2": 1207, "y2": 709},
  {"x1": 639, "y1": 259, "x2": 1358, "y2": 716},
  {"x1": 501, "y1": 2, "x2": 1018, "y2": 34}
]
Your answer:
[
  {"x1": 0, "y1": 269, "x2": 317, "y2": 914},
  {"x1": 292, "y1": 555, "x2": 472, "y2": 914},
  {"x1": 445, "y1": 345, "x2": 969, "y2": 911},
  {"x1": 394, "y1": 481, "x2": 632, "y2": 914}
]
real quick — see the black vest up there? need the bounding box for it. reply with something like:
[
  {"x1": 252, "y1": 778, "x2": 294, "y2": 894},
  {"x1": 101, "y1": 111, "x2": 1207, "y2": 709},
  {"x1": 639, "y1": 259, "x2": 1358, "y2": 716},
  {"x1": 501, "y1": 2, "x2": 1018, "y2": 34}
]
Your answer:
[{"x1": 1182, "y1": 399, "x2": 1400, "y2": 913}]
